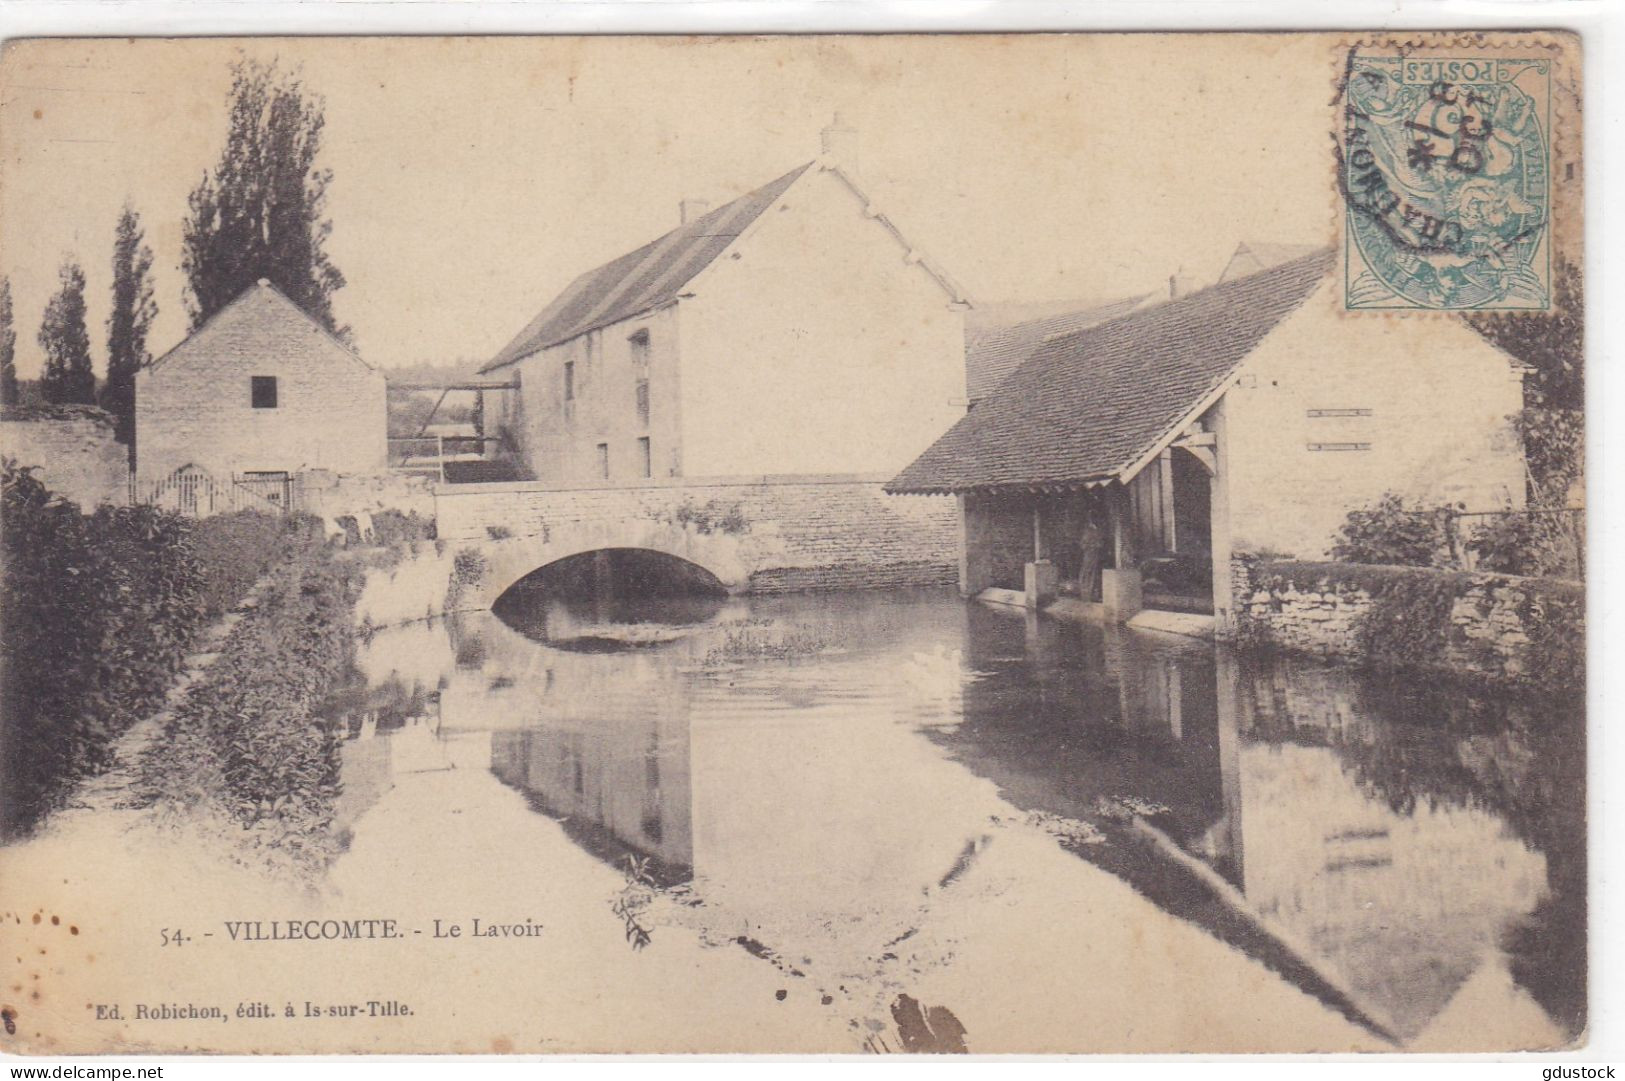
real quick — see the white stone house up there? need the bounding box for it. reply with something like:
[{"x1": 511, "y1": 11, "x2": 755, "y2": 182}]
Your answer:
[
  {"x1": 135, "y1": 280, "x2": 387, "y2": 496},
  {"x1": 887, "y1": 247, "x2": 1528, "y2": 632},
  {"x1": 479, "y1": 131, "x2": 971, "y2": 485}
]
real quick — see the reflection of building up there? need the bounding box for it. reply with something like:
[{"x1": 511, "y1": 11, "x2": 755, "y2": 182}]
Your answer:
[
  {"x1": 889, "y1": 246, "x2": 1526, "y2": 628},
  {"x1": 948, "y1": 607, "x2": 1231, "y2": 864},
  {"x1": 446, "y1": 613, "x2": 698, "y2": 876},
  {"x1": 1219, "y1": 655, "x2": 1549, "y2": 1041},
  {"x1": 938, "y1": 614, "x2": 1555, "y2": 1043},
  {"x1": 490, "y1": 714, "x2": 694, "y2": 878}
]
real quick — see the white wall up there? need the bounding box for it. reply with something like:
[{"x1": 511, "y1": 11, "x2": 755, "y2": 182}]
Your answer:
[
  {"x1": 677, "y1": 166, "x2": 967, "y2": 478},
  {"x1": 1220, "y1": 279, "x2": 1526, "y2": 561}
]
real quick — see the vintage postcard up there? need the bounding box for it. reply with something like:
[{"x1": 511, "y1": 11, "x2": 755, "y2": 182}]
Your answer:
[{"x1": 0, "y1": 32, "x2": 1585, "y2": 1055}]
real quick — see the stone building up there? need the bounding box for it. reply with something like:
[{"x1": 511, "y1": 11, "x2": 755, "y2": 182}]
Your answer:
[
  {"x1": 479, "y1": 131, "x2": 970, "y2": 485},
  {"x1": 135, "y1": 280, "x2": 387, "y2": 496},
  {"x1": 887, "y1": 247, "x2": 1527, "y2": 633}
]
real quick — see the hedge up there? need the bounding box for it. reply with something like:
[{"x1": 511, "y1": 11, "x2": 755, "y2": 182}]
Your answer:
[
  {"x1": 136, "y1": 532, "x2": 363, "y2": 872},
  {"x1": 1, "y1": 465, "x2": 204, "y2": 837},
  {"x1": 0, "y1": 463, "x2": 309, "y2": 838}
]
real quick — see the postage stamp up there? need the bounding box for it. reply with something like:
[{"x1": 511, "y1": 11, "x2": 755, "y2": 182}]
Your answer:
[{"x1": 1337, "y1": 35, "x2": 1573, "y2": 312}]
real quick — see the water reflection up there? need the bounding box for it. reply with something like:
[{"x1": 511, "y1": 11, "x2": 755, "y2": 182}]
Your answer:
[{"x1": 340, "y1": 587, "x2": 1583, "y2": 1046}]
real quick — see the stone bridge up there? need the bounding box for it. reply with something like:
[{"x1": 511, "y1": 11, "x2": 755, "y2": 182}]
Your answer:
[{"x1": 432, "y1": 474, "x2": 959, "y2": 609}]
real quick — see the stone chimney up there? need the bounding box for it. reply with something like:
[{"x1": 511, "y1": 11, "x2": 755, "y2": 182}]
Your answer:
[
  {"x1": 1168, "y1": 269, "x2": 1201, "y2": 300},
  {"x1": 820, "y1": 113, "x2": 859, "y2": 174},
  {"x1": 679, "y1": 198, "x2": 711, "y2": 225}
]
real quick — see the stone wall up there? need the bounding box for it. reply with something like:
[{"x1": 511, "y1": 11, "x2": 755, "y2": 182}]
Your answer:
[
  {"x1": 434, "y1": 474, "x2": 958, "y2": 599},
  {"x1": 1230, "y1": 556, "x2": 1582, "y2": 689},
  {"x1": 961, "y1": 492, "x2": 1039, "y2": 594},
  {"x1": 0, "y1": 406, "x2": 128, "y2": 509},
  {"x1": 300, "y1": 469, "x2": 436, "y2": 520}
]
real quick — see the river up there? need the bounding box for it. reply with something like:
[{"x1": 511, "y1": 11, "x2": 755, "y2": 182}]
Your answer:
[{"x1": 328, "y1": 584, "x2": 1583, "y2": 1053}]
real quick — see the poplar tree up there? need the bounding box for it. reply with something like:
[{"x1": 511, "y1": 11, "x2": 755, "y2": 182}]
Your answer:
[
  {"x1": 0, "y1": 278, "x2": 17, "y2": 407},
  {"x1": 38, "y1": 261, "x2": 95, "y2": 405},
  {"x1": 182, "y1": 57, "x2": 347, "y2": 337},
  {"x1": 103, "y1": 205, "x2": 157, "y2": 453}
]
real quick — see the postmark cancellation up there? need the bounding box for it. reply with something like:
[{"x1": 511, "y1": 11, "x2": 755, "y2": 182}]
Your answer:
[{"x1": 1337, "y1": 33, "x2": 1578, "y2": 313}]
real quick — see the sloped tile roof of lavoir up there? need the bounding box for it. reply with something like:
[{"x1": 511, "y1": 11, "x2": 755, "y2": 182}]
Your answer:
[
  {"x1": 887, "y1": 248, "x2": 1335, "y2": 495},
  {"x1": 965, "y1": 294, "x2": 1151, "y2": 401},
  {"x1": 480, "y1": 163, "x2": 813, "y2": 373}
]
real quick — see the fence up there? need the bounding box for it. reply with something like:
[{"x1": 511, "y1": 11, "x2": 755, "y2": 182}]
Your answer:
[{"x1": 137, "y1": 468, "x2": 303, "y2": 518}]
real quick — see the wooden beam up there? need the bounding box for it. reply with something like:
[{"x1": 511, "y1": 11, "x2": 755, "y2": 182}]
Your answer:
[
  {"x1": 1159, "y1": 449, "x2": 1177, "y2": 552},
  {"x1": 1180, "y1": 445, "x2": 1218, "y2": 477},
  {"x1": 389, "y1": 380, "x2": 518, "y2": 392},
  {"x1": 415, "y1": 387, "x2": 452, "y2": 439}
]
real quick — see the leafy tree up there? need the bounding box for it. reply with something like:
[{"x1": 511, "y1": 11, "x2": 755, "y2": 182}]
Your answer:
[
  {"x1": 0, "y1": 277, "x2": 16, "y2": 407},
  {"x1": 182, "y1": 57, "x2": 347, "y2": 337},
  {"x1": 37, "y1": 261, "x2": 95, "y2": 405},
  {"x1": 1467, "y1": 256, "x2": 1584, "y2": 537},
  {"x1": 1468, "y1": 256, "x2": 1583, "y2": 413},
  {"x1": 103, "y1": 205, "x2": 157, "y2": 455}
]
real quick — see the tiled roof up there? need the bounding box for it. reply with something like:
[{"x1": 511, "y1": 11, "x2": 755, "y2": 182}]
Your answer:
[
  {"x1": 145, "y1": 280, "x2": 374, "y2": 373},
  {"x1": 887, "y1": 248, "x2": 1335, "y2": 494},
  {"x1": 480, "y1": 163, "x2": 813, "y2": 372},
  {"x1": 965, "y1": 295, "x2": 1150, "y2": 400}
]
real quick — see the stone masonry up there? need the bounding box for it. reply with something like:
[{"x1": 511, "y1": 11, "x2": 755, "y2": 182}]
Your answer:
[
  {"x1": 0, "y1": 405, "x2": 128, "y2": 509},
  {"x1": 434, "y1": 474, "x2": 958, "y2": 603},
  {"x1": 136, "y1": 282, "x2": 386, "y2": 491},
  {"x1": 1230, "y1": 556, "x2": 1571, "y2": 684}
]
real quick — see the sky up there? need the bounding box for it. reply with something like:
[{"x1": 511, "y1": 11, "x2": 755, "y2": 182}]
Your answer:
[{"x1": 0, "y1": 34, "x2": 1337, "y2": 376}]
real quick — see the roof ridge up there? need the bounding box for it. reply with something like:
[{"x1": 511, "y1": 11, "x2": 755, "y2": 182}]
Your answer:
[
  {"x1": 480, "y1": 162, "x2": 813, "y2": 372},
  {"x1": 144, "y1": 280, "x2": 369, "y2": 374}
]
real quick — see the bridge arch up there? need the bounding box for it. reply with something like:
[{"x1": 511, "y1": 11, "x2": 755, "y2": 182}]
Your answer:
[
  {"x1": 494, "y1": 547, "x2": 730, "y2": 607},
  {"x1": 473, "y1": 518, "x2": 755, "y2": 609}
]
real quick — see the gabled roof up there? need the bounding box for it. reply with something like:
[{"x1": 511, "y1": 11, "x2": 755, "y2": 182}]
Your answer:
[
  {"x1": 480, "y1": 163, "x2": 813, "y2": 373},
  {"x1": 965, "y1": 294, "x2": 1150, "y2": 401},
  {"x1": 886, "y1": 248, "x2": 1336, "y2": 495},
  {"x1": 145, "y1": 280, "x2": 374, "y2": 374}
]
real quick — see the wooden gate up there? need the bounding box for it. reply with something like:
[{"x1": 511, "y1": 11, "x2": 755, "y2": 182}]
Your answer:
[{"x1": 145, "y1": 466, "x2": 300, "y2": 517}]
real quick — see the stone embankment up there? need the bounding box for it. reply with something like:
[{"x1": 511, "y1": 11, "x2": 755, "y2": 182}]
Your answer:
[{"x1": 1230, "y1": 557, "x2": 1582, "y2": 692}]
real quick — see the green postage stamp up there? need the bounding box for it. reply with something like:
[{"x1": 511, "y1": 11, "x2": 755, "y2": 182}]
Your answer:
[{"x1": 1338, "y1": 35, "x2": 1577, "y2": 312}]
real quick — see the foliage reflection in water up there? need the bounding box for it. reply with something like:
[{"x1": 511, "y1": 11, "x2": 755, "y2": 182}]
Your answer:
[{"x1": 337, "y1": 585, "x2": 1582, "y2": 1048}]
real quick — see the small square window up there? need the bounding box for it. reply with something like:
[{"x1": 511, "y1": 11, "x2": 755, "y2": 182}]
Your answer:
[{"x1": 251, "y1": 376, "x2": 278, "y2": 409}]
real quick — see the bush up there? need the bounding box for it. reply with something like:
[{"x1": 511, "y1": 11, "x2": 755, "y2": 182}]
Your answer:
[
  {"x1": 1, "y1": 463, "x2": 203, "y2": 837},
  {"x1": 1330, "y1": 492, "x2": 1455, "y2": 568},
  {"x1": 370, "y1": 508, "x2": 435, "y2": 547},
  {"x1": 137, "y1": 533, "x2": 363, "y2": 871},
  {"x1": 190, "y1": 510, "x2": 300, "y2": 618},
  {"x1": 670, "y1": 498, "x2": 749, "y2": 536},
  {"x1": 1467, "y1": 511, "x2": 1584, "y2": 580}
]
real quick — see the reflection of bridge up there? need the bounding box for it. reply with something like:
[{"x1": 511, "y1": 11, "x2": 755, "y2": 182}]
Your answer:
[{"x1": 433, "y1": 474, "x2": 959, "y2": 608}]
